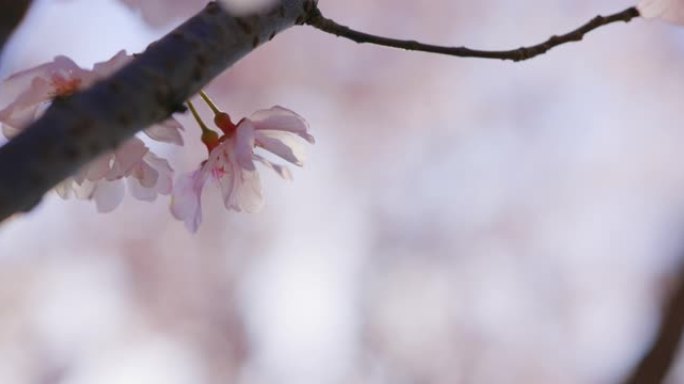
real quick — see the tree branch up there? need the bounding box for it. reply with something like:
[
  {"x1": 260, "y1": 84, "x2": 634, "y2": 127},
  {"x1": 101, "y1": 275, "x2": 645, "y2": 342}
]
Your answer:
[
  {"x1": 622, "y1": 263, "x2": 684, "y2": 384},
  {"x1": 0, "y1": 0, "x2": 32, "y2": 58},
  {"x1": 0, "y1": 0, "x2": 316, "y2": 221},
  {"x1": 306, "y1": 6, "x2": 640, "y2": 62}
]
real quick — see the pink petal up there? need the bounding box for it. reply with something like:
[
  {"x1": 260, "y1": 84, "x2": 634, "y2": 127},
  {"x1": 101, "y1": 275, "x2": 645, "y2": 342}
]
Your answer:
[
  {"x1": 218, "y1": 160, "x2": 264, "y2": 213},
  {"x1": 249, "y1": 106, "x2": 315, "y2": 143},
  {"x1": 3, "y1": 55, "x2": 84, "y2": 85},
  {"x1": 234, "y1": 120, "x2": 256, "y2": 171},
  {"x1": 254, "y1": 130, "x2": 307, "y2": 166},
  {"x1": 144, "y1": 151, "x2": 173, "y2": 174},
  {"x1": 91, "y1": 50, "x2": 132, "y2": 80},
  {"x1": 0, "y1": 51, "x2": 133, "y2": 134},
  {"x1": 93, "y1": 179, "x2": 125, "y2": 213},
  {"x1": 638, "y1": 0, "x2": 684, "y2": 23},
  {"x1": 1, "y1": 123, "x2": 22, "y2": 139},
  {"x1": 0, "y1": 57, "x2": 89, "y2": 123},
  {"x1": 132, "y1": 160, "x2": 159, "y2": 188},
  {"x1": 128, "y1": 176, "x2": 157, "y2": 201},
  {"x1": 127, "y1": 152, "x2": 173, "y2": 201},
  {"x1": 0, "y1": 78, "x2": 54, "y2": 130},
  {"x1": 204, "y1": 142, "x2": 264, "y2": 213},
  {"x1": 171, "y1": 170, "x2": 207, "y2": 233},
  {"x1": 84, "y1": 153, "x2": 113, "y2": 181},
  {"x1": 143, "y1": 152, "x2": 173, "y2": 194},
  {"x1": 253, "y1": 154, "x2": 293, "y2": 180},
  {"x1": 108, "y1": 138, "x2": 148, "y2": 179},
  {"x1": 144, "y1": 117, "x2": 184, "y2": 145}
]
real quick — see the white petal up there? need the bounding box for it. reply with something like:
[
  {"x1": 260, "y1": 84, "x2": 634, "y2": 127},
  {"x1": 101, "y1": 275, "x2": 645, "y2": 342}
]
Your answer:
[
  {"x1": 171, "y1": 170, "x2": 207, "y2": 233},
  {"x1": 128, "y1": 176, "x2": 157, "y2": 201},
  {"x1": 127, "y1": 151, "x2": 174, "y2": 200},
  {"x1": 0, "y1": 79, "x2": 53, "y2": 130},
  {"x1": 144, "y1": 117, "x2": 184, "y2": 145},
  {"x1": 254, "y1": 154, "x2": 293, "y2": 180},
  {"x1": 3, "y1": 55, "x2": 83, "y2": 85},
  {"x1": 91, "y1": 50, "x2": 132, "y2": 80},
  {"x1": 84, "y1": 153, "x2": 113, "y2": 181},
  {"x1": 0, "y1": 55, "x2": 89, "y2": 130},
  {"x1": 234, "y1": 121, "x2": 257, "y2": 171},
  {"x1": 54, "y1": 180, "x2": 73, "y2": 199},
  {"x1": 218, "y1": 159, "x2": 264, "y2": 213},
  {"x1": 144, "y1": 153, "x2": 173, "y2": 195},
  {"x1": 134, "y1": 158, "x2": 159, "y2": 188},
  {"x1": 74, "y1": 179, "x2": 96, "y2": 200},
  {"x1": 93, "y1": 179, "x2": 125, "y2": 213},
  {"x1": 109, "y1": 138, "x2": 148, "y2": 179},
  {"x1": 254, "y1": 130, "x2": 307, "y2": 166},
  {"x1": 143, "y1": 151, "x2": 173, "y2": 174},
  {"x1": 250, "y1": 106, "x2": 315, "y2": 143},
  {"x1": 1, "y1": 123, "x2": 21, "y2": 139}
]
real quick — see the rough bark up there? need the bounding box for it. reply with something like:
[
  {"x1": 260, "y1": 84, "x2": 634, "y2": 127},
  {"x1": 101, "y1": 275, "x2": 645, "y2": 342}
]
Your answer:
[{"x1": 0, "y1": 0, "x2": 316, "y2": 221}]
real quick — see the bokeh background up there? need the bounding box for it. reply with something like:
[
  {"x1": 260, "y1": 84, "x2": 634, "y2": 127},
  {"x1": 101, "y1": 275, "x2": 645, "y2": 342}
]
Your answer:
[{"x1": 0, "y1": 0, "x2": 683, "y2": 383}]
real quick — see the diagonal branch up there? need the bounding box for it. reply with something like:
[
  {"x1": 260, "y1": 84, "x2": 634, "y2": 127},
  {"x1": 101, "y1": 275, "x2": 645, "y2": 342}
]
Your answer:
[
  {"x1": 306, "y1": 6, "x2": 640, "y2": 62},
  {"x1": 0, "y1": 0, "x2": 33, "y2": 58},
  {"x1": 622, "y1": 262, "x2": 684, "y2": 384},
  {"x1": 0, "y1": 0, "x2": 316, "y2": 221}
]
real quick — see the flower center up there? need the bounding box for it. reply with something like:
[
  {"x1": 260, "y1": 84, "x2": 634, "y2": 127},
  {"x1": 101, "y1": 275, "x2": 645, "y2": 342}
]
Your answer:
[
  {"x1": 214, "y1": 112, "x2": 236, "y2": 136},
  {"x1": 50, "y1": 74, "x2": 82, "y2": 97}
]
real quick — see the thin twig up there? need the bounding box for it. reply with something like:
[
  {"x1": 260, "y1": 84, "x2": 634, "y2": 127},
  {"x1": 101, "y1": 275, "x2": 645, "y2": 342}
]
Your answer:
[
  {"x1": 306, "y1": 6, "x2": 640, "y2": 62},
  {"x1": 622, "y1": 264, "x2": 684, "y2": 384}
]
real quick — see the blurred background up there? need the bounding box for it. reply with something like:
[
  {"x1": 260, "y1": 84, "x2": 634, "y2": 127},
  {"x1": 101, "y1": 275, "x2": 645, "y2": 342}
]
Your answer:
[{"x1": 0, "y1": 0, "x2": 682, "y2": 382}]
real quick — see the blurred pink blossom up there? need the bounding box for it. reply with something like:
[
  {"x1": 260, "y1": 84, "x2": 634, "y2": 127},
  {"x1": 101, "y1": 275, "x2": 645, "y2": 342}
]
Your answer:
[
  {"x1": 638, "y1": 0, "x2": 684, "y2": 23},
  {"x1": 171, "y1": 106, "x2": 314, "y2": 232}
]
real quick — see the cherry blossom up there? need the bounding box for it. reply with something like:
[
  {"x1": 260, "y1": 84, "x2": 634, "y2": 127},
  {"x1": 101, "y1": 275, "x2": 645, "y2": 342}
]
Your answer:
[
  {"x1": 55, "y1": 138, "x2": 173, "y2": 212},
  {"x1": 0, "y1": 50, "x2": 184, "y2": 144},
  {"x1": 0, "y1": 51, "x2": 183, "y2": 211},
  {"x1": 171, "y1": 105, "x2": 314, "y2": 232},
  {"x1": 638, "y1": 0, "x2": 684, "y2": 24}
]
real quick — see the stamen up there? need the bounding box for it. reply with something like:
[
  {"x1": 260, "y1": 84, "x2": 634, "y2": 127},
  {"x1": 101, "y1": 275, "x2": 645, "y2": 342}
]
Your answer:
[
  {"x1": 188, "y1": 100, "x2": 219, "y2": 152},
  {"x1": 50, "y1": 74, "x2": 82, "y2": 97},
  {"x1": 198, "y1": 90, "x2": 236, "y2": 135},
  {"x1": 199, "y1": 90, "x2": 221, "y2": 115}
]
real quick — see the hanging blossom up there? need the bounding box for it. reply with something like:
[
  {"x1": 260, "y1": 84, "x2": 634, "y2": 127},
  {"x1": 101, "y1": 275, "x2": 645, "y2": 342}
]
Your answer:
[
  {"x1": 0, "y1": 50, "x2": 182, "y2": 212},
  {"x1": 171, "y1": 99, "x2": 314, "y2": 233},
  {"x1": 638, "y1": 0, "x2": 684, "y2": 24}
]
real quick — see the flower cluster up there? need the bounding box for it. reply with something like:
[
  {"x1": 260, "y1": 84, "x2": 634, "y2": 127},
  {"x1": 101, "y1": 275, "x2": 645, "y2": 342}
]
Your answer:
[
  {"x1": 0, "y1": 51, "x2": 183, "y2": 212},
  {"x1": 0, "y1": 52, "x2": 314, "y2": 231},
  {"x1": 171, "y1": 94, "x2": 314, "y2": 232}
]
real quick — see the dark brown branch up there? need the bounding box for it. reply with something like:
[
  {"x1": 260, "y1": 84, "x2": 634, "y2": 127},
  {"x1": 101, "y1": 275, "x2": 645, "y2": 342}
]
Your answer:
[
  {"x1": 0, "y1": 0, "x2": 32, "y2": 58},
  {"x1": 306, "y1": 6, "x2": 640, "y2": 62},
  {"x1": 622, "y1": 264, "x2": 684, "y2": 384}
]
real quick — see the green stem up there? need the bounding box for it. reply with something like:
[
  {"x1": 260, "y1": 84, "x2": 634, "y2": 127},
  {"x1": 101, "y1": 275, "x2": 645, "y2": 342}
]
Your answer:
[{"x1": 199, "y1": 90, "x2": 221, "y2": 115}]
